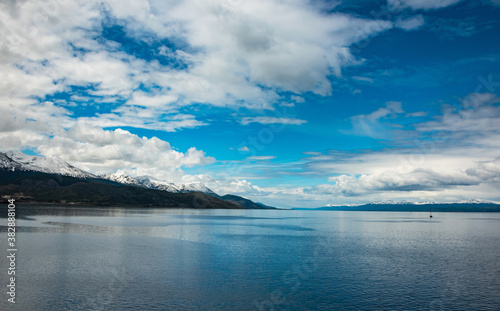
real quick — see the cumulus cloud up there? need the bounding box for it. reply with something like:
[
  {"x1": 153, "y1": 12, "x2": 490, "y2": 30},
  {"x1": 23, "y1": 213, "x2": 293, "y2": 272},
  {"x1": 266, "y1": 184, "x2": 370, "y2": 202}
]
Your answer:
[
  {"x1": 153, "y1": 0, "x2": 393, "y2": 96},
  {"x1": 0, "y1": 0, "x2": 395, "y2": 109},
  {"x1": 36, "y1": 123, "x2": 215, "y2": 175},
  {"x1": 0, "y1": 99, "x2": 74, "y2": 149},
  {"x1": 292, "y1": 154, "x2": 500, "y2": 200},
  {"x1": 0, "y1": 97, "x2": 214, "y2": 176},
  {"x1": 323, "y1": 169, "x2": 478, "y2": 196},
  {"x1": 178, "y1": 174, "x2": 268, "y2": 197}
]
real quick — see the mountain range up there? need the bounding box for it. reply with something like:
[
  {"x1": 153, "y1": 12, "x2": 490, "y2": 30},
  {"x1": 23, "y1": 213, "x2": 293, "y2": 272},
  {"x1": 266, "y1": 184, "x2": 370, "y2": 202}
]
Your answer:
[
  {"x1": 0, "y1": 151, "x2": 275, "y2": 209},
  {"x1": 293, "y1": 199, "x2": 500, "y2": 212}
]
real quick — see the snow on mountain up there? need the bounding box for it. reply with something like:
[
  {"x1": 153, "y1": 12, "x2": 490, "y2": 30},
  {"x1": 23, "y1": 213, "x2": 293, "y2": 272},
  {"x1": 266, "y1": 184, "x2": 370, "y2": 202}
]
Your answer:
[
  {"x1": 328, "y1": 199, "x2": 498, "y2": 206},
  {"x1": 102, "y1": 172, "x2": 216, "y2": 195},
  {"x1": 0, "y1": 153, "x2": 24, "y2": 171},
  {"x1": 178, "y1": 182, "x2": 216, "y2": 195},
  {"x1": 1, "y1": 151, "x2": 95, "y2": 178},
  {"x1": 368, "y1": 200, "x2": 418, "y2": 205},
  {"x1": 135, "y1": 175, "x2": 155, "y2": 186},
  {"x1": 326, "y1": 203, "x2": 362, "y2": 207},
  {"x1": 133, "y1": 176, "x2": 182, "y2": 193},
  {"x1": 134, "y1": 176, "x2": 215, "y2": 194},
  {"x1": 101, "y1": 170, "x2": 144, "y2": 187},
  {"x1": 450, "y1": 198, "x2": 496, "y2": 204},
  {"x1": 367, "y1": 199, "x2": 499, "y2": 205},
  {"x1": 1, "y1": 151, "x2": 216, "y2": 195}
]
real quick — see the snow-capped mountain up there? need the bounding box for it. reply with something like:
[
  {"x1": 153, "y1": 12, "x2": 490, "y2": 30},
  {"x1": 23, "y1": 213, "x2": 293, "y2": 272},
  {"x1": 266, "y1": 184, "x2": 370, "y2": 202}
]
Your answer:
[
  {"x1": 101, "y1": 170, "x2": 145, "y2": 187},
  {"x1": 135, "y1": 175, "x2": 184, "y2": 193},
  {"x1": 178, "y1": 182, "x2": 216, "y2": 194},
  {"x1": 367, "y1": 200, "x2": 426, "y2": 205},
  {"x1": 101, "y1": 171, "x2": 216, "y2": 195},
  {"x1": 0, "y1": 151, "x2": 95, "y2": 178},
  {"x1": 366, "y1": 199, "x2": 498, "y2": 205},
  {"x1": 449, "y1": 199, "x2": 496, "y2": 204},
  {"x1": 0, "y1": 153, "x2": 24, "y2": 171},
  {"x1": 135, "y1": 175, "x2": 216, "y2": 194},
  {"x1": 326, "y1": 199, "x2": 498, "y2": 206},
  {"x1": 325, "y1": 203, "x2": 362, "y2": 207}
]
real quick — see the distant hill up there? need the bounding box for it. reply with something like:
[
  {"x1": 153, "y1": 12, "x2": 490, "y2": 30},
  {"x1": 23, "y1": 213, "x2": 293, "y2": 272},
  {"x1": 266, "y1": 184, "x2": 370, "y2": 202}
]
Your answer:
[
  {"x1": 220, "y1": 194, "x2": 276, "y2": 209},
  {"x1": 295, "y1": 200, "x2": 500, "y2": 212}
]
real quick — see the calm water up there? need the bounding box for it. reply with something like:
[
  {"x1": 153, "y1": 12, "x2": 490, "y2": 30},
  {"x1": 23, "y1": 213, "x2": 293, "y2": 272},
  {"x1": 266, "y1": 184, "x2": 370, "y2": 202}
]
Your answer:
[{"x1": 1, "y1": 206, "x2": 499, "y2": 310}]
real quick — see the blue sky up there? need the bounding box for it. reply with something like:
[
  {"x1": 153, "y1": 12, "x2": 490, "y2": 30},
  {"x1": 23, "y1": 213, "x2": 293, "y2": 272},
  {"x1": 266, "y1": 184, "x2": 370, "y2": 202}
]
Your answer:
[{"x1": 1, "y1": 0, "x2": 500, "y2": 208}]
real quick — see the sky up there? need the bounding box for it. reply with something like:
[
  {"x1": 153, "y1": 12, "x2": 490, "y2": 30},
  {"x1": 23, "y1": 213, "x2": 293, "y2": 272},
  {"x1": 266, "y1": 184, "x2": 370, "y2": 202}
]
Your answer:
[{"x1": 1, "y1": 0, "x2": 500, "y2": 208}]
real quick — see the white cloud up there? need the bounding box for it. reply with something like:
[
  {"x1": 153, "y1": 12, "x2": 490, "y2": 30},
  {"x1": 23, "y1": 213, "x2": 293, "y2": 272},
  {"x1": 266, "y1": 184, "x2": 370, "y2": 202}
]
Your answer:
[
  {"x1": 395, "y1": 15, "x2": 425, "y2": 30},
  {"x1": 247, "y1": 156, "x2": 277, "y2": 161},
  {"x1": 51, "y1": 52, "x2": 137, "y2": 97},
  {"x1": 255, "y1": 149, "x2": 499, "y2": 207},
  {"x1": 179, "y1": 174, "x2": 268, "y2": 197},
  {"x1": 240, "y1": 116, "x2": 307, "y2": 125},
  {"x1": 352, "y1": 76, "x2": 374, "y2": 83},
  {"x1": 104, "y1": 0, "x2": 394, "y2": 100},
  {"x1": 406, "y1": 111, "x2": 428, "y2": 117},
  {"x1": 415, "y1": 93, "x2": 500, "y2": 148},
  {"x1": 0, "y1": 0, "x2": 396, "y2": 137},
  {"x1": 348, "y1": 101, "x2": 404, "y2": 138},
  {"x1": 126, "y1": 91, "x2": 179, "y2": 109},
  {"x1": 323, "y1": 169, "x2": 479, "y2": 195},
  {"x1": 388, "y1": 0, "x2": 463, "y2": 10},
  {"x1": 0, "y1": 99, "x2": 215, "y2": 182},
  {"x1": 466, "y1": 158, "x2": 500, "y2": 182},
  {"x1": 82, "y1": 109, "x2": 207, "y2": 132},
  {"x1": 36, "y1": 123, "x2": 215, "y2": 175},
  {"x1": 291, "y1": 95, "x2": 305, "y2": 103}
]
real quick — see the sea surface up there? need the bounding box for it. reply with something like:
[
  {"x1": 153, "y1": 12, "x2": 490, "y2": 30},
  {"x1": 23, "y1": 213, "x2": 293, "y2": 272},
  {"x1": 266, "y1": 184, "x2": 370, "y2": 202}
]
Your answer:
[{"x1": 1, "y1": 206, "x2": 499, "y2": 310}]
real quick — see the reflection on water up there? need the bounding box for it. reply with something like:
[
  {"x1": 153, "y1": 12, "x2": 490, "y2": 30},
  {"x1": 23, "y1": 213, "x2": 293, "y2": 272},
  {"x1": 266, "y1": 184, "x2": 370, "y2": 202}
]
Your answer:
[{"x1": 1, "y1": 207, "x2": 499, "y2": 310}]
